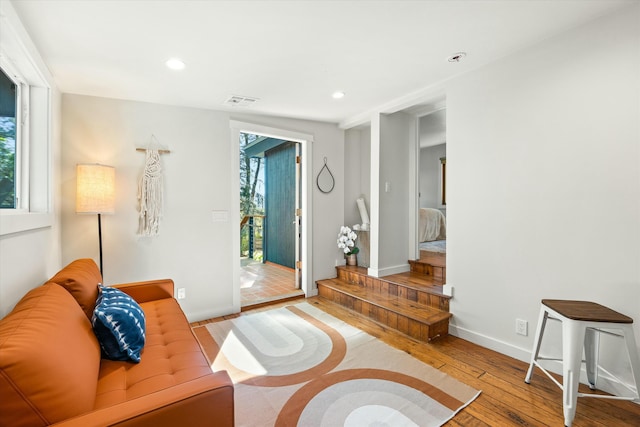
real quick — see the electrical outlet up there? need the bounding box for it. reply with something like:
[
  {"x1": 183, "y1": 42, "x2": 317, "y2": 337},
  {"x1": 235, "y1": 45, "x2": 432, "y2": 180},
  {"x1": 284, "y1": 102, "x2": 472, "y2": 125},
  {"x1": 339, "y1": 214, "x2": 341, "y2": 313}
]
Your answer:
[
  {"x1": 516, "y1": 319, "x2": 528, "y2": 336},
  {"x1": 443, "y1": 284, "x2": 453, "y2": 297},
  {"x1": 177, "y1": 288, "x2": 186, "y2": 300}
]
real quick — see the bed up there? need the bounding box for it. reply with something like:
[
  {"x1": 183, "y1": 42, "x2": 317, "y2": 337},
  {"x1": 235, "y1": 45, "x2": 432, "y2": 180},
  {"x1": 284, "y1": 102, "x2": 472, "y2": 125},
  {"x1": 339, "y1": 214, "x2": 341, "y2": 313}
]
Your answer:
[{"x1": 418, "y1": 208, "x2": 446, "y2": 242}]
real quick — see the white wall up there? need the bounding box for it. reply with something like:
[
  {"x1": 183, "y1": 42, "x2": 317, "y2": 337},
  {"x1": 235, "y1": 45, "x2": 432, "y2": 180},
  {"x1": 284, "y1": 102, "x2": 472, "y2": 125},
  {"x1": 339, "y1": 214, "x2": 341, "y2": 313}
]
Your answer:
[
  {"x1": 419, "y1": 143, "x2": 446, "y2": 210},
  {"x1": 445, "y1": 3, "x2": 640, "y2": 391},
  {"x1": 360, "y1": 127, "x2": 371, "y2": 216},
  {"x1": 374, "y1": 111, "x2": 416, "y2": 275},
  {"x1": 344, "y1": 126, "x2": 372, "y2": 267},
  {"x1": 61, "y1": 95, "x2": 344, "y2": 321},
  {"x1": 419, "y1": 109, "x2": 446, "y2": 148},
  {"x1": 344, "y1": 126, "x2": 371, "y2": 228},
  {"x1": 344, "y1": 129, "x2": 362, "y2": 228}
]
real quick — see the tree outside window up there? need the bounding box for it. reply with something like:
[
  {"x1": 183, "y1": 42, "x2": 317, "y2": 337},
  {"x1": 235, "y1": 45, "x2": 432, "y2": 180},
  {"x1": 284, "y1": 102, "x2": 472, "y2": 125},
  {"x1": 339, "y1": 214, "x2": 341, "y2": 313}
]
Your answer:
[
  {"x1": 239, "y1": 133, "x2": 265, "y2": 258},
  {"x1": 0, "y1": 67, "x2": 17, "y2": 209}
]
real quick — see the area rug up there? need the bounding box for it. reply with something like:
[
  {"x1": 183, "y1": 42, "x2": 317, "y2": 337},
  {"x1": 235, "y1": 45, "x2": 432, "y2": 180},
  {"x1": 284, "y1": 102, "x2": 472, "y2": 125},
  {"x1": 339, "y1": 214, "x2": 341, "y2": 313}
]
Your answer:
[{"x1": 193, "y1": 303, "x2": 479, "y2": 426}]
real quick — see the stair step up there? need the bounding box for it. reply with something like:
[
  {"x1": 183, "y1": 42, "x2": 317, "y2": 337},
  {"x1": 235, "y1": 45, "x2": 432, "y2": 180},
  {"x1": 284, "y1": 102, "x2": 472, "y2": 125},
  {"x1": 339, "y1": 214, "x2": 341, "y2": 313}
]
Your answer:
[
  {"x1": 408, "y1": 259, "x2": 445, "y2": 281},
  {"x1": 318, "y1": 278, "x2": 451, "y2": 324},
  {"x1": 336, "y1": 266, "x2": 450, "y2": 311},
  {"x1": 381, "y1": 271, "x2": 444, "y2": 293},
  {"x1": 317, "y1": 278, "x2": 451, "y2": 341},
  {"x1": 417, "y1": 251, "x2": 446, "y2": 268}
]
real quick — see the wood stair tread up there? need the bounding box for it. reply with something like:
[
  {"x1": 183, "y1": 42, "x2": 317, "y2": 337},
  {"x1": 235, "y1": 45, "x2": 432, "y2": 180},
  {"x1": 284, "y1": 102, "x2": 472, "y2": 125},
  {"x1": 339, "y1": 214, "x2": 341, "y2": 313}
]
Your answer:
[
  {"x1": 337, "y1": 266, "x2": 449, "y2": 299},
  {"x1": 317, "y1": 278, "x2": 451, "y2": 325},
  {"x1": 380, "y1": 271, "x2": 446, "y2": 295}
]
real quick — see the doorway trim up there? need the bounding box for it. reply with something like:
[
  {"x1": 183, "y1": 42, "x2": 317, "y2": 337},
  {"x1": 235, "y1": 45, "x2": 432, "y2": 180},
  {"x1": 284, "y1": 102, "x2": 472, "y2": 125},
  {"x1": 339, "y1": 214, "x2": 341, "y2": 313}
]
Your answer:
[{"x1": 230, "y1": 120, "x2": 313, "y2": 313}]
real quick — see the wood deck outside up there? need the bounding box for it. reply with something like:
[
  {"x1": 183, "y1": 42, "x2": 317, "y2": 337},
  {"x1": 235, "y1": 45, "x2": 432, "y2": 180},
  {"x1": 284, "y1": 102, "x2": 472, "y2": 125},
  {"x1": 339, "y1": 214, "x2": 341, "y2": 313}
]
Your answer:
[{"x1": 240, "y1": 259, "x2": 303, "y2": 308}]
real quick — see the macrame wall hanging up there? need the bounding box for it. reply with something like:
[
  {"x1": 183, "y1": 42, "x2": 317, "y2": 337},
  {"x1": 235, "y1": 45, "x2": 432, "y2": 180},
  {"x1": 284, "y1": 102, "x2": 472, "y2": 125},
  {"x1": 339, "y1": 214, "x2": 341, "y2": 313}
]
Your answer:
[{"x1": 136, "y1": 136, "x2": 170, "y2": 236}]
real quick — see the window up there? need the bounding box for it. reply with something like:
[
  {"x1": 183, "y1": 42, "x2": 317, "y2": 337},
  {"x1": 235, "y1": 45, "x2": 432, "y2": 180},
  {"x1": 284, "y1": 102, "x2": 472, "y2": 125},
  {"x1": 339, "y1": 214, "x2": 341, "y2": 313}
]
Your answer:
[
  {"x1": 0, "y1": 66, "x2": 19, "y2": 209},
  {"x1": 0, "y1": 0, "x2": 53, "y2": 235}
]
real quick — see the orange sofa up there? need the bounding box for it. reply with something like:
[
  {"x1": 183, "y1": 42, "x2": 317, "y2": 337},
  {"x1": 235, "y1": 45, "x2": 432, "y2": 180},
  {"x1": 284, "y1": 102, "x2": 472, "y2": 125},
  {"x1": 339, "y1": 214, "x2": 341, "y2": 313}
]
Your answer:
[{"x1": 0, "y1": 259, "x2": 234, "y2": 427}]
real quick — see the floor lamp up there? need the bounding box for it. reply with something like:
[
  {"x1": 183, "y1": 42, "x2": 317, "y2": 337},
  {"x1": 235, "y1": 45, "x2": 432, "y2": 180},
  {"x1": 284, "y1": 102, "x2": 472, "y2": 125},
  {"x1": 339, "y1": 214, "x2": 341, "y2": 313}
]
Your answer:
[{"x1": 76, "y1": 164, "x2": 115, "y2": 278}]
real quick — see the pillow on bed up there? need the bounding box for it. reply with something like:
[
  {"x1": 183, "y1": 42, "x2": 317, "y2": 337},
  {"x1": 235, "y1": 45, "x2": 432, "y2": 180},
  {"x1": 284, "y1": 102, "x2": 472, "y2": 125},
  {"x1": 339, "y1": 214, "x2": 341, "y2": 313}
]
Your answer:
[{"x1": 91, "y1": 285, "x2": 146, "y2": 363}]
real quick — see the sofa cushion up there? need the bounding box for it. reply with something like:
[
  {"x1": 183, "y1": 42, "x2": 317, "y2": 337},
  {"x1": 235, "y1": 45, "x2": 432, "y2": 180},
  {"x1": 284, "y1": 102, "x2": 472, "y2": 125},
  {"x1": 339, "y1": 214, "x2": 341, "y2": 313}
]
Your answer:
[
  {"x1": 92, "y1": 285, "x2": 146, "y2": 363},
  {"x1": 95, "y1": 297, "x2": 213, "y2": 408},
  {"x1": 0, "y1": 283, "x2": 101, "y2": 427},
  {"x1": 49, "y1": 258, "x2": 102, "y2": 319}
]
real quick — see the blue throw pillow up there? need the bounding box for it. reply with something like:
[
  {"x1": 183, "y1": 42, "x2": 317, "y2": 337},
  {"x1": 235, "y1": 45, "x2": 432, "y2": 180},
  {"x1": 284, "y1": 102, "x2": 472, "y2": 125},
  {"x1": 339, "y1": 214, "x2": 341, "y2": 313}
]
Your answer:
[{"x1": 91, "y1": 285, "x2": 146, "y2": 363}]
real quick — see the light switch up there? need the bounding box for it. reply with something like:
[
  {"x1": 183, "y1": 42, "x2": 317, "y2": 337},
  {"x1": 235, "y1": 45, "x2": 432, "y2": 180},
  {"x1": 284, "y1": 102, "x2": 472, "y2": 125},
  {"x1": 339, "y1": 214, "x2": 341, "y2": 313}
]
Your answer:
[{"x1": 212, "y1": 210, "x2": 229, "y2": 222}]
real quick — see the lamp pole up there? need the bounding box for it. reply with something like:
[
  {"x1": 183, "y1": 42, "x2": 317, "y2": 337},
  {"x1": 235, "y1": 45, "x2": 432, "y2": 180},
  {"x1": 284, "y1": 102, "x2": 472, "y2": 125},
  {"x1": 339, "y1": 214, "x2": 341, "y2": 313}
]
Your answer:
[{"x1": 98, "y1": 213, "x2": 104, "y2": 277}]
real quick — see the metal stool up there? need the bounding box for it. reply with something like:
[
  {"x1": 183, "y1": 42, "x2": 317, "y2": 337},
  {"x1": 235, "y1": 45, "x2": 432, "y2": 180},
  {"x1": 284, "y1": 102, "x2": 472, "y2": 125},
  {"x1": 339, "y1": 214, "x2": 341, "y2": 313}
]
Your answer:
[{"x1": 524, "y1": 299, "x2": 640, "y2": 426}]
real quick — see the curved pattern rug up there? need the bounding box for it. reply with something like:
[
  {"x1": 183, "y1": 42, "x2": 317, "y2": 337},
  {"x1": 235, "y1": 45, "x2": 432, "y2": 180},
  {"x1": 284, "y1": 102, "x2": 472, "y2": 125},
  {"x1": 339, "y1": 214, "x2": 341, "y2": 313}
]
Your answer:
[{"x1": 193, "y1": 303, "x2": 480, "y2": 426}]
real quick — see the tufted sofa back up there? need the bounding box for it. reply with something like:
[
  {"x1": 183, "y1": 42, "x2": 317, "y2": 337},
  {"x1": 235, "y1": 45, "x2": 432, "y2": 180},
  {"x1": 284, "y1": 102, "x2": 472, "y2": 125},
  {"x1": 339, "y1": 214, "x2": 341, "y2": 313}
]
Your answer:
[
  {"x1": 48, "y1": 258, "x2": 103, "y2": 319},
  {"x1": 0, "y1": 283, "x2": 101, "y2": 426}
]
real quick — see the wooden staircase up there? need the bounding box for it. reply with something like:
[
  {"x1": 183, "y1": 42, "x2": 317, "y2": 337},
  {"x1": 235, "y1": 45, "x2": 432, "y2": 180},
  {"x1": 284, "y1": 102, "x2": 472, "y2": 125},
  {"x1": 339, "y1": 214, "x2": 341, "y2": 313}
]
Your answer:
[{"x1": 316, "y1": 259, "x2": 451, "y2": 342}]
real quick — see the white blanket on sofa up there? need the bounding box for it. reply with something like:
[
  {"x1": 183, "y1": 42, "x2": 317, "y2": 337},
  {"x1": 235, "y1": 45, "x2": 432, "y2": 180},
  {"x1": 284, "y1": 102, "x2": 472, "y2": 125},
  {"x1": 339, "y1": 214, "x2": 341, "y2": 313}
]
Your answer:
[{"x1": 419, "y1": 208, "x2": 446, "y2": 242}]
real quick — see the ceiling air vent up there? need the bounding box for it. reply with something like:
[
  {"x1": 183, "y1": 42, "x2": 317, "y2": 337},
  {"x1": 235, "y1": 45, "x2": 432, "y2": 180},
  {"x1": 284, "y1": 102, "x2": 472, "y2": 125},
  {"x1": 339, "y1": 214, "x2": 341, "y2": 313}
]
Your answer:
[{"x1": 225, "y1": 95, "x2": 259, "y2": 107}]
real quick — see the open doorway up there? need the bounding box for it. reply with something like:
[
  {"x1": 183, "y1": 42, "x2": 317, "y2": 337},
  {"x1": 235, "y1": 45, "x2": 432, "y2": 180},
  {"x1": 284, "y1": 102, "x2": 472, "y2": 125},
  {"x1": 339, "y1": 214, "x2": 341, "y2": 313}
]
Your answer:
[
  {"x1": 239, "y1": 132, "x2": 303, "y2": 308},
  {"x1": 417, "y1": 109, "x2": 447, "y2": 265}
]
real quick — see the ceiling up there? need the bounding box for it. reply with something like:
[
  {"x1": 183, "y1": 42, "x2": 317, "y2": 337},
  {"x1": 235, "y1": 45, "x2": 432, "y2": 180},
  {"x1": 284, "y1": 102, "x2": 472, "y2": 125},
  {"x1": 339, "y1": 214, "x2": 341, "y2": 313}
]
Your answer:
[{"x1": 10, "y1": 0, "x2": 635, "y2": 126}]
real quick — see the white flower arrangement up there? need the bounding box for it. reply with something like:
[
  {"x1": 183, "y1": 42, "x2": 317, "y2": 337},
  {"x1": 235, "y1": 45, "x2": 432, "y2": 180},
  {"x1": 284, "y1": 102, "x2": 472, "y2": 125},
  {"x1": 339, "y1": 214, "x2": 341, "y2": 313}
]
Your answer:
[{"x1": 337, "y1": 226, "x2": 359, "y2": 256}]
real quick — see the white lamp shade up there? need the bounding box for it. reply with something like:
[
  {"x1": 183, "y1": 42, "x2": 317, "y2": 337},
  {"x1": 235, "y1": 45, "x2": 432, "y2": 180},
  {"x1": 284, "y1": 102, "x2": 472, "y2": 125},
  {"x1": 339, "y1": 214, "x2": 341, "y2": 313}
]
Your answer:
[{"x1": 76, "y1": 164, "x2": 115, "y2": 214}]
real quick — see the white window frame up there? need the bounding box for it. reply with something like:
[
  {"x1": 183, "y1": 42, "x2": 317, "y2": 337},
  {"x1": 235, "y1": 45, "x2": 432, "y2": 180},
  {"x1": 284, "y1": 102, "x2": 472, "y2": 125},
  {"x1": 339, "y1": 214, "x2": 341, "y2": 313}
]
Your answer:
[
  {"x1": 0, "y1": 62, "x2": 28, "y2": 212},
  {"x1": 0, "y1": 1, "x2": 53, "y2": 236}
]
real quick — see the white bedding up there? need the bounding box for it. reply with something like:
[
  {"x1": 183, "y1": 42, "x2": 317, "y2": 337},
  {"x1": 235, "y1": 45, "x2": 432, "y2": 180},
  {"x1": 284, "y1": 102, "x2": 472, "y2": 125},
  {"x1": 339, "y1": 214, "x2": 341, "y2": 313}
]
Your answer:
[{"x1": 418, "y1": 208, "x2": 446, "y2": 242}]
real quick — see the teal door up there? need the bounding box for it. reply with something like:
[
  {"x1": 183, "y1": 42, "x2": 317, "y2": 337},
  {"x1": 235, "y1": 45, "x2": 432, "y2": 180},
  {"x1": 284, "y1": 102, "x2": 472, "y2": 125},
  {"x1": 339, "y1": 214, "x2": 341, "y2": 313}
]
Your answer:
[{"x1": 264, "y1": 141, "x2": 296, "y2": 269}]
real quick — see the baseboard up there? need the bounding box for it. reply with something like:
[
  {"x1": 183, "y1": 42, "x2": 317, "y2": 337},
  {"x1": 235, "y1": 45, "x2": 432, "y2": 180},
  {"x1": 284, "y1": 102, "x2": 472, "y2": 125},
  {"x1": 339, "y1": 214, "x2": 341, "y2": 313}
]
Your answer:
[
  {"x1": 368, "y1": 263, "x2": 410, "y2": 277},
  {"x1": 449, "y1": 323, "x2": 532, "y2": 363},
  {"x1": 449, "y1": 324, "x2": 639, "y2": 402},
  {"x1": 187, "y1": 306, "x2": 237, "y2": 323},
  {"x1": 367, "y1": 267, "x2": 380, "y2": 277}
]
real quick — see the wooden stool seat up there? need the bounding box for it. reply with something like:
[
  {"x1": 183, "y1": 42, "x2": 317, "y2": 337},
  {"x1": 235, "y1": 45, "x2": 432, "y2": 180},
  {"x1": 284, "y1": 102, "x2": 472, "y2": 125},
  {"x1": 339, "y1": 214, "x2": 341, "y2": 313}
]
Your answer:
[
  {"x1": 525, "y1": 299, "x2": 640, "y2": 427},
  {"x1": 542, "y1": 299, "x2": 633, "y2": 323}
]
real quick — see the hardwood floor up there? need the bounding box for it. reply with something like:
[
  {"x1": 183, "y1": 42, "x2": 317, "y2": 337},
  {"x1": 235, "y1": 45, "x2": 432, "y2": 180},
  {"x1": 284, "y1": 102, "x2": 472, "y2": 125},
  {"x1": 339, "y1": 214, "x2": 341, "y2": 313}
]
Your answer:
[{"x1": 192, "y1": 296, "x2": 640, "y2": 426}]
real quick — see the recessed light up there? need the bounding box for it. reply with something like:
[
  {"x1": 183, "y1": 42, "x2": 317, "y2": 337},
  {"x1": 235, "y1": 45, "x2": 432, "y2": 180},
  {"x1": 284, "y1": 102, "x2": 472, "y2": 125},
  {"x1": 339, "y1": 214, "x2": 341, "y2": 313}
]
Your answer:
[
  {"x1": 332, "y1": 91, "x2": 345, "y2": 99},
  {"x1": 165, "y1": 58, "x2": 185, "y2": 70},
  {"x1": 447, "y1": 52, "x2": 466, "y2": 63}
]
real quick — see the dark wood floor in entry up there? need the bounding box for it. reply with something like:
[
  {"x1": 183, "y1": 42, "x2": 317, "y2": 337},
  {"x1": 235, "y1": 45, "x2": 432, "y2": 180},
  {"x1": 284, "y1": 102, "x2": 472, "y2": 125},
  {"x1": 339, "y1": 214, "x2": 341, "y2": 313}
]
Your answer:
[
  {"x1": 193, "y1": 297, "x2": 640, "y2": 426},
  {"x1": 240, "y1": 259, "x2": 303, "y2": 309}
]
